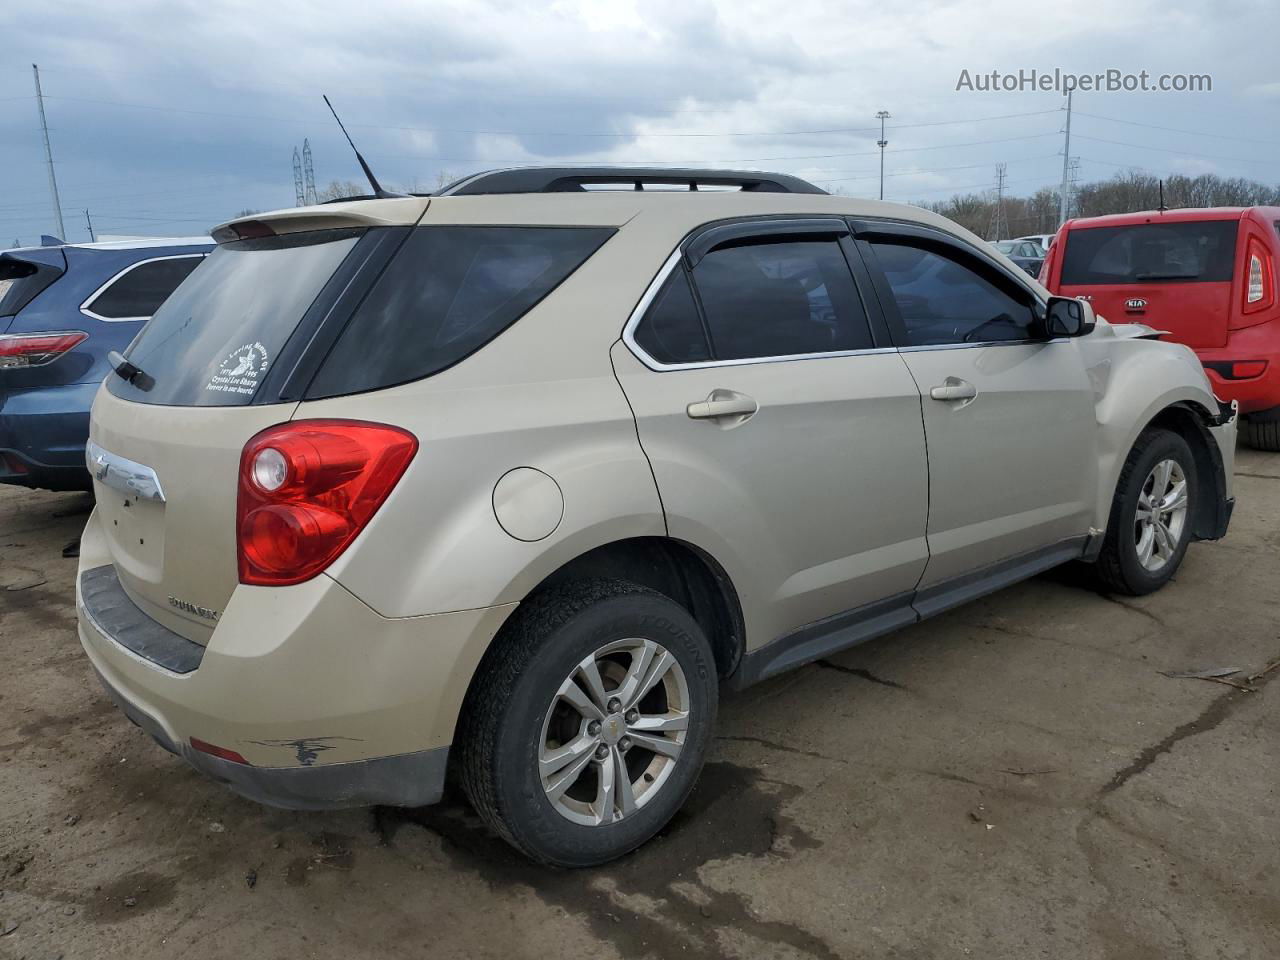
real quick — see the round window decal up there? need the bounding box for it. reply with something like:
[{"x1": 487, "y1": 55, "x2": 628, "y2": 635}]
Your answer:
[{"x1": 206, "y1": 342, "x2": 270, "y2": 396}]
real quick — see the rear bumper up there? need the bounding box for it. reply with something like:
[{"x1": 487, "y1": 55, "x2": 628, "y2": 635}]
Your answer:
[
  {"x1": 1195, "y1": 338, "x2": 1280, "y2": 416},
  {"x1": 0, "y1": 380, "x2": 99, "y2": 489},
  {"x1": 75, "y1": 508, "x2": 516, "y2": 809},
  {"x1": 90, "y1": 662, "x2": 449, "y2": 810}
]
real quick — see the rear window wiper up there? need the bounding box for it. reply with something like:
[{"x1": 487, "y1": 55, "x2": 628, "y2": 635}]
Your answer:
[
  {"x1": 1134, "y1": 271, "x2": 1201, "y2": 280},
  {"x1": 107, "y1": 350, "x2": 155, "y2": 392}
]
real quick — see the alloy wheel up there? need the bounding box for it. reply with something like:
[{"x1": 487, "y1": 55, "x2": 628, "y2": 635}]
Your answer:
[
  {"x1": 538, "y1": 637, "x2": 689, "y2": 827},
  {"x1": 1134, "y1": 458, "x2": 1189, "y2": 572}
]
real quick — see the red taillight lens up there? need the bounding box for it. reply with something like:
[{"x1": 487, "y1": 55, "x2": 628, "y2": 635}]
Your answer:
[
  {"x1": 236, "y1": 420, "x2": 418, "y2": 586},
  {"x1": 0, "y1": 331, "x2": 87, "y2": 369}
]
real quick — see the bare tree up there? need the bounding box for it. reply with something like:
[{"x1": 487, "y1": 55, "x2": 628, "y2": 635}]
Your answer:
[{"x1": 316, "y1": 179, "x2": 368, "y2": 202}]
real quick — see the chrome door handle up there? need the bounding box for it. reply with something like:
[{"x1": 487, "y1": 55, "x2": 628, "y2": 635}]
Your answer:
[
  {"x1": 929, "y1": 378, "x2": 977, "y2": 402},
  {"x1": 686, "y1": 390, "x2": 759, "y2": 424}
]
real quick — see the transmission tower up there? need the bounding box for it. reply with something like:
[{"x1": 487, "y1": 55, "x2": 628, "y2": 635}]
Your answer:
[
  {"x1": 302, "y1": 139, "x2": 317, "y2": 205},
  {"x1": 292, "y1": 147, "x2": 305, "y2": 206},
  {"x1": 987, "y1": 163, "x2": 1008, "y2": 240},
  {"x1": 1067, "y1": 157, "x2": 1081, "y2": 218}
]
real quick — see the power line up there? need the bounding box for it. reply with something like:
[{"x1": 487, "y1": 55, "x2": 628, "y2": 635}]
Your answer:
[
  {"x1": 1076, "y1": 110, "x2": 1280, "y2": 147},
  {"x1": 1071, "y1": 133, "x2": 1276, "y2": 167}
]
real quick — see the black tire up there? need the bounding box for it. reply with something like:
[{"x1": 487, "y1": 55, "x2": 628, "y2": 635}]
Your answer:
[
  {"x1": 456, "y1": 578, "x2": 718, "y2": 867},
  {"x1": 1093, "y1": 428, "x2": 1198, "y2": 596},
  {"x1": 1240, "y1": 416, "x2": 1280, "y2": 452}
]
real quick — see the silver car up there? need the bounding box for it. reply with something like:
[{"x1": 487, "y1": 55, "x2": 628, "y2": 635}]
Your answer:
[{"x1": 76, "y1": 167, "x2": 1236, "y2": 866}]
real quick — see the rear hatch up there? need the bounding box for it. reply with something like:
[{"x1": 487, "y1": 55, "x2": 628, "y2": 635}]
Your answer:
[
  {"x1": 88, "y1": 223, "x2": 375, "y2": 642},
  {"x1": 1055, "y1": 217, "x2": 1239, "y2": 347}
]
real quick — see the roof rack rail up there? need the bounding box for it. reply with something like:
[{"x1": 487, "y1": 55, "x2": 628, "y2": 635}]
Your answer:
[{"x1": 434, "y1": 167, "x2": 827, "y2": 197}]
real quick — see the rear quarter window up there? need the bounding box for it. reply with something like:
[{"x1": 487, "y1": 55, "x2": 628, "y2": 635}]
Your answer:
[
  {"x1": 82, "y1": 255, "x2": 205, "y2": 320},
  {"x1": 1061, "y1": 220, "x2": 1237, "y2": 285},
  {"x1": 305, "y1": 225, "x2": 614, "y2": 398}
]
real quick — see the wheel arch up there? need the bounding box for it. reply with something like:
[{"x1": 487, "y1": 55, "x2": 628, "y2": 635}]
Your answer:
[{"x1": 446, "y1": 536, "x2": 746, "y2": 765}]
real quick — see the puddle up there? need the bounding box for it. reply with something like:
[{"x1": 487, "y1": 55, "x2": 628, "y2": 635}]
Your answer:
[{"x1": 374, "y1": 761, "x2": 832, "y2": 960}]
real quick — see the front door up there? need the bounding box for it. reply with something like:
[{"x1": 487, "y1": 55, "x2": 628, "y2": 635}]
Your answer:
[{"x1": 856, "y1": 227, "x2": 1098, "y2": 598}]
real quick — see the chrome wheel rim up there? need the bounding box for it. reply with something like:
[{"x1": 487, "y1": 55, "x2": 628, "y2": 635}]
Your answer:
[
  {"x1": 1135, "y1": 458, "x2": 1189, "y2": 572},
  {"x1": 538, "y1": 638, "x2": 689, "y2": 827}
]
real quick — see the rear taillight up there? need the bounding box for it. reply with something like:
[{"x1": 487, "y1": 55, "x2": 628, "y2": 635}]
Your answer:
[
  {"x1": 0, "y1": 331, "x2": 87, "y2": 369},
  {"x1": 1243, "y1": 237, "x2": 1274, "y2": 314},
  {"x1": 236, "y1": 420, "x2": 418, "y2": 586}
]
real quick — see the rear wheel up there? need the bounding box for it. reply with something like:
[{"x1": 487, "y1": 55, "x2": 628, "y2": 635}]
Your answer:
[
  {"x1": 1240, "y1": 414, "x2": 1280, "y2": 452},
  {"x1": 1093, "y1": 429, "x2": 1198, "y2": 596},
  {"x1": 457, "y1": 579, "x2": 717, "y2": 867}
]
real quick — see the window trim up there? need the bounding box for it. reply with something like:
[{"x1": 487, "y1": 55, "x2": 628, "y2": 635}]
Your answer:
[
  {"x1": 623, "y1": 228, "x2": 894, "y2": 372},
  {"x1": 79, "y1": 253, "x2": 207, "y2": 323}
]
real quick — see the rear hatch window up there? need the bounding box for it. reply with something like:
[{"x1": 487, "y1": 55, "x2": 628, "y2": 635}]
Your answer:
[
  {"x1": 0, "y1": 250, "x2": 66, "y2": 318},
  {"x1": 1060, "y1": 220, "x2": 1237, "y2": 285},
  {"x1": 106, "y1": 229, "x2": 362, "y2": 406}
]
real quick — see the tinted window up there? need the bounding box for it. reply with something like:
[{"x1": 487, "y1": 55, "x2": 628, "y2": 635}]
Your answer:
[
  {"x1": 0, "y1": 256, "x2": 64, "y2": 318},
  {"x1": 107, "y1": 229, "x2": 361, "y2": 406},
  {"x1": 632, "y1": 267, "x2": 710, "y2": 365},
  {"x1": 691, "y1": 239, "x2": 872, "y2": 361},
  {"x1": 86, "y1": 256, "x2": 204, "y2": 319},
  {"x1": 307, "y1": 226, "x2": 614, "y2": 398},
  {"x1": 870, "y1": 241, "x2": 1037, "y2": 346},
  {"x1": 1060, "y1": 220, "x2": 1237, "y2": 285}
]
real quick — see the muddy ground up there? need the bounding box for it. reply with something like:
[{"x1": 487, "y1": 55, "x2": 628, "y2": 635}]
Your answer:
[{"x1": 1, "y1": 448, "x2": 1278, "y2": 959}]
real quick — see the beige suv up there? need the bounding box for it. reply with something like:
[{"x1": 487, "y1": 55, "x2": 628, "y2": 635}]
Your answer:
[{"x1": 77, "y1": 167, "x2": 1236, "y2": 866}]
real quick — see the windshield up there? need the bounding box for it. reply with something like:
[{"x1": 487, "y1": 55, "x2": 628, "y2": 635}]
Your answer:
[
  {"x1": 1061, "y1": 220, "x2": 1237, "y2": 285},
  {"x1": 106, "y1": 229, "x2": 361, "y2": 406}
]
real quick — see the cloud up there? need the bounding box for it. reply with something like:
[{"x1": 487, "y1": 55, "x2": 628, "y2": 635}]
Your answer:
[{"x1": 0, "y1": 0, "x2": 1275, "y2": 243}]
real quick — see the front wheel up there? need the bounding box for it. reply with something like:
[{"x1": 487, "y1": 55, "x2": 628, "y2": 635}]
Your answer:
[
  {"x1": 457, "y1": 579, "x2": 718, "y2": 867},
  {"x1": 1093, "y1": 428, "x2": 1198, "y2": 596}
]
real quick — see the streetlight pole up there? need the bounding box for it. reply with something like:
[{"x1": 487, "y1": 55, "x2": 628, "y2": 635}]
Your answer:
[
  {"x1": 32, "y1": 64, "x2": 66, "y2": 240},
  {"x1": 876, "y1": 110, "x2": 891, "y2": 201}
]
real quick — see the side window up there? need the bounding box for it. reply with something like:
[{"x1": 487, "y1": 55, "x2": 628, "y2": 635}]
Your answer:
[
  {"x1": 84, "y1": 256, "x2": 203, "y2": 320},
  {"x1": 690, "y1": 238, "x2": 873, "y2": 361},
  {"x1": 632, "y1": 266, "x2": 711, "y2": 365},
  {"x1": 869, "y1": 241, "x2": 1037, "y2": 347}
]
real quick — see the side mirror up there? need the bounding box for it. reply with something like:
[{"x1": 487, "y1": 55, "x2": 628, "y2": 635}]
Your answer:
[{"x1": 1044, "y1": 296, "x2": 1096, "y2": 338}]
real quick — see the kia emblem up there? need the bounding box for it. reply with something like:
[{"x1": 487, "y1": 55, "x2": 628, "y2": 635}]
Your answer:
[{"x1": 1125, "y1": 298, "x2": 1148, "y2": 310}]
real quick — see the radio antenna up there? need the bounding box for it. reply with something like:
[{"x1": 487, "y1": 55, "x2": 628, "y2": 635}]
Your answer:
[{"x1": 322, "y1": 95, "x2": 404, "y2": 200}]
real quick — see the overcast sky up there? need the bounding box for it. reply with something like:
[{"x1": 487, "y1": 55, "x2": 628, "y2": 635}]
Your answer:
[{"x1": 2, "y1": 0, "x2": 1277, "y2": 245}]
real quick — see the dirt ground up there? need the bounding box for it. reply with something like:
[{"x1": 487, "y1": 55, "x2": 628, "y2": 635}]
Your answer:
[{"x1": 2, "y1": 448, "x2": 1278, "y2": 960}]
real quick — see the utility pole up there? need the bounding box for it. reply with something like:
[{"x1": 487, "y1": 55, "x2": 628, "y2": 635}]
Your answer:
[
  {"x1": 32, "y1": 64, "x2": 66, "y2": 241},
  {"x1": 84, "y1": 209, "x2": 95, "y2": 243},
  {"x1": 1057, "y1": 89, "x2": 1073, "y2": 227},
  {"x1": 876, "y1": 110, "x2": 891, "y2": 200},
  {"x1": 988, "y1": 163, "x2": 1008, "y2": 240},
  {"x1": 1066, "y1": 157, "x2": 1080, "y2": 219},
  {"x1": 292, "y1": 147, "x2": 306, "y2": 206}
]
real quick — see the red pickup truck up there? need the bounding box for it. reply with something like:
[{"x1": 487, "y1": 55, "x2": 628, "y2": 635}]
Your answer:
[{"x1": 1042, "y1": 206, "x2": 1280, "y2": 450}]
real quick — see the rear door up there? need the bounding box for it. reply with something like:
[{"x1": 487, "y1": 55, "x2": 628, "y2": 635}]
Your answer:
[
  {"x1": 853, "y1": 221, "x2": 1096, "y2": 601},
  {"x1": 613, "y1": 219, "x2": 929, "y2": 646},
  {"x1": 1053, "y1": 218, "x2": 1239, "y2": 346}
]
